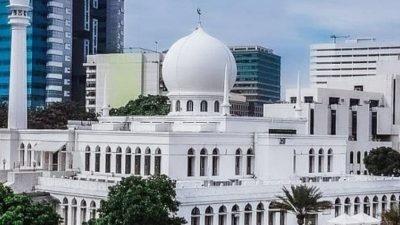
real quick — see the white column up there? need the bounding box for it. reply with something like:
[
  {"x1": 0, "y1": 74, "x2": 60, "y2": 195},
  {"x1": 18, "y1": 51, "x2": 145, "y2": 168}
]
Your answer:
[
  {"x1": 121, "y1": 153, "x2": 126, "y2": 175},
  {"x1": 67, "y1": 204, "x2": 72, "y2": 225},
  {"x1": 8, "y1": 1, "x2": 30, "y2": 129},
  {"x1": 76, "y1": 205, "x2": 81, "y2": 225}
]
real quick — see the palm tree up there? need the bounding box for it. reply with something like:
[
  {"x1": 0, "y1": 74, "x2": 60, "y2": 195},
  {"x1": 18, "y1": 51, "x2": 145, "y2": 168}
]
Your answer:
[
  {"x1": 382, "y1": 206, "x2": 400, "y2": 225},
  {"x1": 274, "y1": 184, "x2": 332, "y2": 225}
]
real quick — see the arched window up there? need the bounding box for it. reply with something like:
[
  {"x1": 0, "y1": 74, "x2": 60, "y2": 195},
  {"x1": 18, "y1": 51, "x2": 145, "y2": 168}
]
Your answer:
[
  {"x1": 372, "y1": 196, "x2": 379, "y2": 218},
  {"x1": 154, "y1": 148, "x2": 162, "y2": 175},
  {"x1": 134, "y1": 148, "x2": 141, "y2": 175},
  {"x1": 201, "y1": 100, "x2": 208, "y2": 112},
  {"x1": 218, "y1": 206, "x2": 227, "y2": 225},
  {"x1": 344, "y1": 198, "x2": 351, "y2": 215},
  {"x1": 212, "y1": 148, "x2": 219, "y2": 176},
  {"x1": 317, "y1": 148, "x2": 324, "y2": 173},
  {"x1": 391, "y1": 195, "x2": 397, "y2": 209},
  {"x1": 105, "y1": 147, "x2": 111, "y2": 173},
  {"x1": 357, "y1": 151, "x2": 361, "y2": 164},
  {"x1": 81, "y1": 200, "x2": 87, "y2": 223},
  {"x1": 309, "y1": 149, "x2": 315, "y2": 173},
  {"x1": 205, "y1": 206, "x2": 214, "y2": 225},
  {"x1": 144, "y1": 148, "x2": 151, "y2": 176},
  {"x1": 187, "y1": 149, "x2": 195, "y2": 177},
  {"x1": 27, "y1": 144, "x2": 32, "y2": 167},
  {"x1": 19, "y1": 143, "x2": 25, "y2": 167},
  {"x1": 256, "y1": 203, "x2": 265, "y2": 225},
  {"x1": 246, "y1": 148, "x2": 254, "y2": 175},
  {"x1": 235, "y1": 149, "x2": 242, "y2": 175},
  {"x1": 176, "y1": 100, "x2": 181, "y2": 112},
  {"x1": 89, "y1": 201, "x2": 97, "y2": 220},
  {"x1": 187, "y1": 100, "x2": 194, "y2": 112},
  {"x1": 116, "y1": 147, "x2": 122, "y2": 174},
  {"x1": 200, "y1": 148, "x2": 208, "y2": 176},
  {"x1": 382, "y1": 195, "x2": 388, "y2": 213},
  {"x1": 232, "y1": 205, "x2": 240, "y2": 225},
  {"x1": 354, "y1": 197, "x2": 360, "y2": 214},
  {"x1": 125, "y1": 147, "x2": 132, "y2": 174},
  {"x1": 327, "y1": 149, "x2": 333, "y2": 172},
  {"x1": 62, "y1": 198, "x2": 69, "y2": 224},
  {"x1": 95, "y1": 146, "x2": 101, "y2": 172},
  {"x1": 85, "y1": 146, "x2": 91, "y2": 171},
  {"x1": 191, "y1": 207, "x2": 200, "y2": 225},
  {"x1": 244, "y1": 204, "x2": 252, "y2": 225},
  {"x1": 364, "y1": 196, "x2": 370, "y2": 215},
  {"x1": 335, "y1": 198, "x2": 341, "y2": 217},
  {"x1": 71, "y1": 198, "x2": 78, "y2": 225},
  {"x1": 214, "y1": 101, "x2": 220, "y2": 113},
  {"x1": 350, "y1": 151, "x2": 354, "y2": 164}
]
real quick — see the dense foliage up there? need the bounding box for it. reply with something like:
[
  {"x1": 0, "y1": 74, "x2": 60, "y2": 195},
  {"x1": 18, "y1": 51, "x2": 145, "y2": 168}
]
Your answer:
[
  {"x1": 364, "y1": 147, "x2": 400, "y2": 176},
  {"x1": 86, "y1": 175, "x2": 186, "y2": 225},
  {"x1": 110, "y1": 95, "x2": 170, "y2": 116},
  {"x1": 0, "y1": 184, "x2": 61, "y2": 225},
  {"x1": 0, "y1": 102, "x2": 96, "y2": 129},
  {"x1": 275, "y1": 185, "x2": 332, "y2": 225},
  {"x1": 382, "y1": 206, "x2": 400, "y2": 225}
]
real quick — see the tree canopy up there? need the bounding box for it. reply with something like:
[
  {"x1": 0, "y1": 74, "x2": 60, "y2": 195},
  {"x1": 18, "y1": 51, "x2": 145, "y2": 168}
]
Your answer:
[
  {"x1": 274, "y1": 185, "x2": 332, "y2": 225},
  {"x1": 382, "y1": 206, "x2": 400, "y2": 225},
  {"x1": 364, "y1": 147, "x2": 400, "y2": 176},
  {"x1": 86, "y1": 175, "x2": 186, "y2": 225},
  {"x1": 0, "y1": 184, "x2": 61, "y2": 225},
  {"x1": 110, "y1": 95, "x2": 170, "y2": 116},
  {"x1": 0, "y1": 102, "x2": 96, "y2": 129}
]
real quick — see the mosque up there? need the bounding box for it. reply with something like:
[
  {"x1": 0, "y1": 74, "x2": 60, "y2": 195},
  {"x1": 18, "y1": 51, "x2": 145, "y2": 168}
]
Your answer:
[{"x1": 2, "y1": 1, "x2": 400, "y2": 225}]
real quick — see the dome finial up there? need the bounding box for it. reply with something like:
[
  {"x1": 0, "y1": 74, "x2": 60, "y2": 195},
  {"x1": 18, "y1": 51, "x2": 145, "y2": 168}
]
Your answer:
[{"x1": 196, "y1": 8, "x2": 202, "y2": 27}]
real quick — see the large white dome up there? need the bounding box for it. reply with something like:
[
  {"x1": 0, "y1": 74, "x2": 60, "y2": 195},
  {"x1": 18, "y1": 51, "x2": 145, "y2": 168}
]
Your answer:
[{"x1": 162, "y1": 26, "x2": 237, "y2": 97}]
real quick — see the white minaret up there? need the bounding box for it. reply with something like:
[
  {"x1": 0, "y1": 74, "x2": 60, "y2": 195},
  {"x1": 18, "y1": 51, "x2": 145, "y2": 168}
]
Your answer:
[
  {"x1": 295, "y1": 72, "x2": 302, "y2": 118},
  {"x1": 102, "y1": 74, "x2": 110, "y2": 117},
  {"x1": 221, "y1": 64, "x2": 231, "y2": 115},
  {"x1": 7, "y1": 0, "x2": 31, "y2": 129}
]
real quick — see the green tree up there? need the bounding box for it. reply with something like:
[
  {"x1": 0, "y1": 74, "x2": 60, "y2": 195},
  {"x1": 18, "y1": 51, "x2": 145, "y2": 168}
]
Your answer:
[
  {"x1": 87, "y1": 175, "x2": 186, "y2": 225},
  {"x1": 364, "y1": 147, "x2": 400, "y2": 176},
  {"x1": 382, "y1": 206, "x2": 400, "y2": 225},
  {"x1": 274, "y1": 185, "x2": 332, "y2": 225},
  {"x1": 110, "y1": 95, "x2": 170, "y2": 116},
  {"x1": 0, "y1": 184, "x2": 61, "y2": 225}
]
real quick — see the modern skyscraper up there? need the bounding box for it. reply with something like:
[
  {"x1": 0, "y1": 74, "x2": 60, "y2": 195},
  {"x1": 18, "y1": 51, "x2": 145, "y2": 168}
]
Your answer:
[
  {"x1": 71, "y1": 0, "x2": 124, "y2": 104},
  {"x1": 230, "y1": 45, "x2": 281, "y2": 116}
]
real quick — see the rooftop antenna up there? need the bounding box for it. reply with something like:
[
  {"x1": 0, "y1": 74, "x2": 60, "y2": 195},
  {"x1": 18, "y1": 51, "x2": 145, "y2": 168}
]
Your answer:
[
  {"x1": 197, "y1": 8, "x2": 202, "y2": 26},
  {"x1": 330, "y1": 35, "x2": 350, "y2": 43}
]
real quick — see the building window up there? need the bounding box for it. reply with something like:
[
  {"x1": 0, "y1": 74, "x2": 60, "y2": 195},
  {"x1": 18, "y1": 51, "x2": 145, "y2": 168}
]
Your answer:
[
  {"x1": 350, "y1": 98, "x2": 360, "y2": 107},
  {"x1": 290, "y1": 97, "x2": 297, "y2": 103},
  {"x1": 304, "y1": 96, "x2": 313, "y2": 103},
  {"x1": 84, "y1": 39, "x2": 90, "y2": 61},
  {"x1": 214, "y1": 101, "x2": 220, "y2": 112},
  {"x1": 327, "y1": 149, "x2": 333, "y2": 172},
  {"x1": 200, "y1": 100, "x2": 208, "y2": 112},
  {"x1": 351, "y1": 111, "x2": 357, "y2": 141},
  {"x1": 335, "y1": 198, "x2": 341, "y2": 217},
  {"x1": 144, "y1": 148, "x2": 151, "y2": 176},
  {"x1": 84, "y1": 0, "x2": 90, "y2": 31},
  {"x1": 354, "y1": 85, "x2": 364, "y2": 91},
  {"x1": 187, "y1": 149, "x2": 195, "y2": 177},
  {"x1": 105, "y1": 147, "x2": 111, "y2": 173},
  {"x1": 354, "y1": 197, "x2": 360, "y2": 214},
  {"x1": 134, "y1": 148, "x2": 141, "y2": 175},
  {"x1": 175, "y1": 100, "x2": 181, "y2": 112},
  {"x1": 205, "y1": 206, "x2": 214, "y2": 225},
  {"x1": 244, "y1": 204, "x2": 252, "y2": 225},
  {"x1": 382, "y1": 195, "x2": 387, "y2": 212},
  {"x1": 115, "y1": 147, "x2": 122, "y2": 174},
  {"x1": 310, "y1": 109, "x2": 314, "y2": 135},
  {"x1": 89, "y1": 201, "x2": 96, "y2": 219},
  {"x1": 92, "y1": 19, "x2": 98, "y2": 54},
  {"x1": 187, "y1": 100, "x2": 194, "y2": 112},
  {"x1": 93, "y1": 0, "x2": 98, "y2": 8},
  {"x1": 330, "y1": 110, "x2": 336, "y2": 135},
  {"x1": 364, "y1": 197, "x2": 370, "y2": 215},
  {"x1": 154, "y1": 149, "x2": 162, "y2": 175},
  {"x1": 125, "y1": 147, "x2": 132, "y2": 174},
  {"x1": 371, "y1": 112, "x2": 377, "y2": 139},
  {"x1": 309, "y1": 149, "x2": 315, "y2": 173},
  {"x1": 212, "y1": 148, "x2": 219, "y2": 176},
  {"x1": 85, "y1": 146, "x2": 91, "y2": 171},
  {"x1": 95, "y1": 146, "x2": 100, "y2": 172},
  {"x1": 231, "y1": 205, "x2": 240, "y2": 225},
  {"x1": 318, "y1": 149, "x2": 324, "y2": 173},
  {"x1": 344, "y1": 198, "x2": 351, "y2": 215},
  {"x1": 246, "y1": 148, "x2": 254, "y2": 175},
  {"x1": 235, "y1": 149, "x2": 242, "y2": 175},
  {"x1": 329, "y1": 97, "x2": 340, "y2": 105},
  {"x1": 81, "y1": 200, "x2": 87, "y2": 223},
  {"x1": 218, "y1": 206, "x2": 227, "y2": 225},
  {"x1": 357, "y1": 151, "x2": 361, "y2": 164},
  {"x1": 256, "y1": 203, "x2": 264, "y2": 225},
  {"x1": 200, "y1": 148, "x2": 208, "y2": 176},
  {"x1": 350, "y1": 151, "x2": 354, "y2": 164},
  {"x1": 191, "y1": 207, "x2": 200, "y2": 225}
]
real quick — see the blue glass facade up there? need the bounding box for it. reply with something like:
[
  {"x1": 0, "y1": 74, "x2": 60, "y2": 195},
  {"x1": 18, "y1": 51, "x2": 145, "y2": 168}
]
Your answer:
[
  {"x1": 0, "y1": 0, "x2": 47, "y2": 107},
  {"x1": 231, "y1": 46, "x2": 281, "y2": 104}
]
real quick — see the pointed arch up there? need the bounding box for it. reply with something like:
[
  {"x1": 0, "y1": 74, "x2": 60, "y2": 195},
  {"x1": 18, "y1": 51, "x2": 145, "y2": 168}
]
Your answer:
[
  {"x1": 318, "y1": 148, "x2": 324, "y2": 173},
  {"x1": 116, "y1": 147, "x2": 122, "y2": 174},
  {"x1": 187, "y1": 148, "x2": 195, "y2": 177},
  {"x1": 246, "y1": 148, "x2": 255, "y2": 175},
  {"x1": 214, "y1": 101, "x2": 220, "y2": 113},
  {"x1": 309, "y1": 148, "x2": 315, "y2": 173},
  {"x1": 95, "y1": 146, "x2": 101, "y2": 172},
  {"x1": 125, "y1": 147, "x2": 132, "y2": 174},
  {"x1": 105, "y1": 146, "x2": 111, "y2": 173},
  {"x1": 85, "y1": 146, "x2": 91, "y2": 171},
  {"x1": 200, "y1": 148, "x2": 208, "y2": 176},
  {"x1": 134, "y1": 147, "x2": 141, "y2": 175},
  {"x1": 154, "y1": 148, "x2": 162, "y2": 175},
  {"x1": 187, "y1": 100, "x2": 194, "y2": 112},
  {"x1": 144, "y1": 147, "x2": 151, "y2": 175},
  {"x1": 327, "y1": 148, "x2": 333, "y2": 172},
  {"x1": 235, "y1": 148, "x2": 243, "y2": 175},
  {"x1": 212, "y1": 148, "x2": 219, "y2": 176}
]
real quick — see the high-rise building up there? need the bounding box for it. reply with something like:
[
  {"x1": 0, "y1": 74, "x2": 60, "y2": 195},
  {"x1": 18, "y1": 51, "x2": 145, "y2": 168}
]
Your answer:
[
  {"x1": 71, "y1": 0, "x2": 125, "y2": 105},
  {"x1": 230, "y1": 45, "x2": 281, "y2": 116},
  {"x1": 310, "y1": 38, "x2": 400, "y2": 88}
]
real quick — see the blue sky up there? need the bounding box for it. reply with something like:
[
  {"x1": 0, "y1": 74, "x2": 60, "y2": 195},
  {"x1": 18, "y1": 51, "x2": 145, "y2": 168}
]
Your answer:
[{"x1": 125, "y1": 0, "x2": 400, "y2": 90}]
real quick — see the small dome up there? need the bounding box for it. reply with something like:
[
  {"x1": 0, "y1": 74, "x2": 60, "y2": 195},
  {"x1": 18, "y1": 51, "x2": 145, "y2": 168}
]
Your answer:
[{"x1": 162, "y1": 26, "x2": 237, "y2": 97}]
